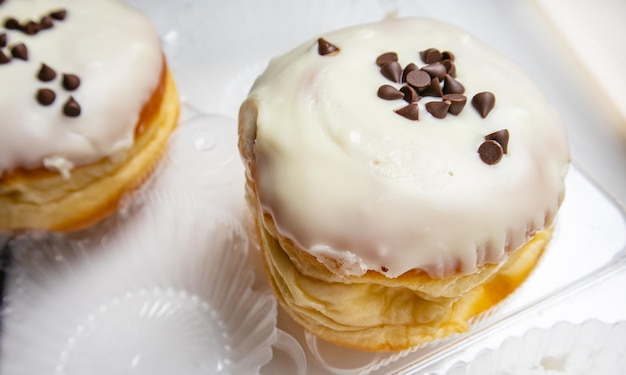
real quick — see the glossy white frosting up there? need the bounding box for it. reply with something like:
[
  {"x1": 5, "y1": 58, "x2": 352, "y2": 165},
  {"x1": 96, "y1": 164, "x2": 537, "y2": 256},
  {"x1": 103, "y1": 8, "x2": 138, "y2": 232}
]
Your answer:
[
  {"x1": 245, "y1": 17, "x2": 570, "y2": 278},
  {"x1": 0, "y1": 0, "x2": 162, "y2": 175}
]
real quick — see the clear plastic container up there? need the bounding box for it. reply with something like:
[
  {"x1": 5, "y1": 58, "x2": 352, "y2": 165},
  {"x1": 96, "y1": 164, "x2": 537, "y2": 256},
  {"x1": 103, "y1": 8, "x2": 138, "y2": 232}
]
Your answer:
[
  {"x1": 2, "y1": 1, "x2": 625, "y2": 374},
  {"x1": 446, "y1": 320, "x2": 626, "y2": 375}
]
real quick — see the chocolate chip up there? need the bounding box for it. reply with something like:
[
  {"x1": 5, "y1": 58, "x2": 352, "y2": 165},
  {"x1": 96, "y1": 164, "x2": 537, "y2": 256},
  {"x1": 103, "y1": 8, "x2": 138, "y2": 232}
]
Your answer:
[
  {"x1": 441, "y1": 51, "x2": 455, "y2": 61},
  {"x1": 375, "y1": 52, "x2": 398, "y2": 67},
  {"x1": 472, "y1": 92, "x2": 496, "y2": 118},
  {"x1": 317, "y1": 38, "x2": 339, "y2": 56},
  {"x1": 62, "y1": 73, "x2": 80, "y2": 91},
  {"x1": 420, "y1": 77, "x2": 443, "y2": 97},
  {"x1": 21, "y1": 20, "x2": 40, "y2": 35},
  {"x1": 394, "y1": 103, "x2": 419, "y2": 121},
  {"x1": 442, "y1": 74, "x2": 465, "y2": 94},
  {"x1": 400, "y1": 85, "x2": 419, "y2": 103},
  {"x1": 0, "y1": 50, "x2": 9, "y2": 64},
  {"x1": 478, "y1": 140, "x2": 503, "y2": 165},
  {"x1": 426, "y1": 100, "x2": 451, "y2": 119},
  {"x1": 401, "y1": 62, "x2": 418, "y2": 83},
  {"x1": 63, "y1": 96, "x2": 81, "y2": 117},
  {"x1": 49, "y1": 9, "x2": 67, "y2": 21},
  {"x1": 380, "y1": 60, "x2": 402, "y2": 83},
  {"x1": 36, "y1": 88, "x2": 56, "y2": 105},
  {"x1": 485, "y1": 129, "x2": 509, "y2": 154},
  {"x1": 442, "y1": 93, "x2": 467, "y2": 115},
  {"x1": 421, "y1": 62, "x2": 446, "y2": 80},
  {"x1": 10, "y1": 43, "x2": 28, "y2": 61},
  {"x1": 4, "y1": 17, "x2": 19, "y2": 30},
  {"x1": 406, "y1": 69, "x2": 431, "y2": 89},
  {"x1": 377, "y1": 84, "x2": 404, "y2": 100},
  {"x1": 381, "y1": 265, "x2": 389, "y2": 272},
  {"x1": 37, "y1": 63, "x2": 57, "y2": 82},
  {"x1": 420, "y1": 48, "x2": 442, "y2": 64},
  {"x1": 0, "y1": 32, "x2": 6, "y2": 48},
  {"x1": 39, "y1": 16, "x2": 54, "y2": 30},
  {"x1": 442, "y1": 59, "x2": 456, "y2": 77}
]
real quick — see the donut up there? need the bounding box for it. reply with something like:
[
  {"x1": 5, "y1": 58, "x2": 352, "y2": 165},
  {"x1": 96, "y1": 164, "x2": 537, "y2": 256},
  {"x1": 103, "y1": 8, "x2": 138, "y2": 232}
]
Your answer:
[
  {"x1": 0, "y1": 0, "x2": 179, "y2": 231},
  {"x1": 238, "y1": 17, "x2": 570, "y2": 351}
]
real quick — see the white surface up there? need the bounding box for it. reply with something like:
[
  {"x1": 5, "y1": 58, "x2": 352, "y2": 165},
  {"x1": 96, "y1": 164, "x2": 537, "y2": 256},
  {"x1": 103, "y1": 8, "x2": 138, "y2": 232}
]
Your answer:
[
  {"x1": 534, "y1": 0, "x2": 626, "y2": 126},
  {"x1": 2, "y1": 0, "x2": 626, "y2": 374}
]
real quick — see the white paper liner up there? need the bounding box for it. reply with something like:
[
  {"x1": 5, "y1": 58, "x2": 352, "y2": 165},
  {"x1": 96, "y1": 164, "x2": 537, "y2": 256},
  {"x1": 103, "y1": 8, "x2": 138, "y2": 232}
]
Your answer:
[
  {"x1": 446, "y1": 320, "x2": 626, "y2": 375},
  {"x1": 0, "y1": 191, "x2": 278, "y2": 375},
  {"x1": 2, "y1": 1, "x2": 624, "y2": 373}
]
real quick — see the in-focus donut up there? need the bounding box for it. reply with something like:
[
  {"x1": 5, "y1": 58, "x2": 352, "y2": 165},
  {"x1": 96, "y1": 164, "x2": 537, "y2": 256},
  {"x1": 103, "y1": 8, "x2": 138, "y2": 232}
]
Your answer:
[{"x1": 238, "y1": 17, "x2": 570, "y2": 351}]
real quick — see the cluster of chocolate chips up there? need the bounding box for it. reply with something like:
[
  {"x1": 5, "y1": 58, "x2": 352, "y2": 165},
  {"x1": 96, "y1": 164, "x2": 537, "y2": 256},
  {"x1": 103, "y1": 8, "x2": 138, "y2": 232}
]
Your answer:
[
  {"x1": 35, "y1": 63, "x2": 82, "y2": 117},
  {"x1": 1, "y1": 7, "x2": 80, "y2": 117},
  {"x1": 375, "y1": 48, "x2": 496, "y2": 121},
  {"x1": 1, "y1": 8, "x2": 67, "y2": 63},
  {"x1": 316, "y1": 39, "x2": 508, "y2": 166},
  {"x1": 3, "y1": 8, "x2": 66, "y2": 36},
  {"x1": 374, "y1": 48, "x2": 507, "y2": 165}
]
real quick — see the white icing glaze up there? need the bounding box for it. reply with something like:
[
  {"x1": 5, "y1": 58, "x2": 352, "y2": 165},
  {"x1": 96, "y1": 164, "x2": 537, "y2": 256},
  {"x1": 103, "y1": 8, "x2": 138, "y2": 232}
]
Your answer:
[
  {"x1": 42, "y1": 155, "x2": 73, "y2": 178},
  {"x1": 245, "y1": 17, "x2": 570, "y2": 278},
  {"x1": 0, "y1": 0, "x2": 162, "y2": 174}
]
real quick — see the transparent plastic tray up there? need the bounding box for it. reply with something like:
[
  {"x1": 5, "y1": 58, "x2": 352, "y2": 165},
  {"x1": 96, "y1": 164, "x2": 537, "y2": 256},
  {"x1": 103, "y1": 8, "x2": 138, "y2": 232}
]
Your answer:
[
  {"x1": 0, "y1": 191, "x2": 306, "y2": 375},
  {"x1": 2, "y1": 1, "x2": 626, "y2": 374}
]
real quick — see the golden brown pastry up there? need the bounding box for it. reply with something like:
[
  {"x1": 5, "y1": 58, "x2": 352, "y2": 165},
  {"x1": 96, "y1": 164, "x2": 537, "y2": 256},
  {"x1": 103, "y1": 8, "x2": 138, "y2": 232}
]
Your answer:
[{"x1": 239, "y1": 17, "x2": 570, "y2": 351}]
